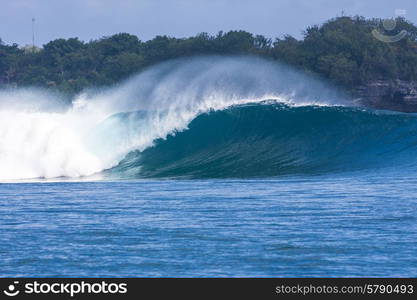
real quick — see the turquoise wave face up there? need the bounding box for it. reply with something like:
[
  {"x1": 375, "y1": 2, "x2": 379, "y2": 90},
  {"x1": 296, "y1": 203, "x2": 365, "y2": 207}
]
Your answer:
[{"x1": 108, "y1": 103, "x2": 417, "y2": 179}]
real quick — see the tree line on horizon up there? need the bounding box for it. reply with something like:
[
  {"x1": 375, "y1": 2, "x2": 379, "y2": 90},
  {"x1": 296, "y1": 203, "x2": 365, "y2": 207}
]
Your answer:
[{"x1": 1, "y1": 16, "x2": 417, "y2": 96}]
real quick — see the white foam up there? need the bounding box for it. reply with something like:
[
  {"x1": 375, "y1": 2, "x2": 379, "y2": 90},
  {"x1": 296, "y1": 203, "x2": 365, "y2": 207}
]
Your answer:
[{"x1": 0, "y1": 56, "x2": 345, "y2": 181}]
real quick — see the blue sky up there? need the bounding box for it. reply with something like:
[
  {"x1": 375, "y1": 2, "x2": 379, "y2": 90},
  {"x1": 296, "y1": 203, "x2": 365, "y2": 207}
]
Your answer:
[{"x1": 0, "y1": 0, "x2": 416, "y2": 46}]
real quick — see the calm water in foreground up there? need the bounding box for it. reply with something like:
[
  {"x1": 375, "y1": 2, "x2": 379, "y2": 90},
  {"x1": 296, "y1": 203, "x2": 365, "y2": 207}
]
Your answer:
[{"x1": 1, "y1": 170, "x2": 416, "y2": 277}]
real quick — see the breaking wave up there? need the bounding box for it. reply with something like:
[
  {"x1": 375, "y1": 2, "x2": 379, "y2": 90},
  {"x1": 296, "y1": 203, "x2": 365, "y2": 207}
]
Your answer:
[{"x1": 2, "y1": 56, "x2": 414, "y2": 180}]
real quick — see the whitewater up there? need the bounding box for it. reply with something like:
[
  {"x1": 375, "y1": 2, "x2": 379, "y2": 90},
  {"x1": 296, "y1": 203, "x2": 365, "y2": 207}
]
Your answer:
[{"x1": 0, "y1": 56, "x2": 348, "y2": 181}]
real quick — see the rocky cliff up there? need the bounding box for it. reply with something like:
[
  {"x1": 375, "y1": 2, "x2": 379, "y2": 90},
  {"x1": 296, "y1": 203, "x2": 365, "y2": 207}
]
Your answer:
[{"x1": 355, "y1": 80, "x2": 417, "y2": 113}]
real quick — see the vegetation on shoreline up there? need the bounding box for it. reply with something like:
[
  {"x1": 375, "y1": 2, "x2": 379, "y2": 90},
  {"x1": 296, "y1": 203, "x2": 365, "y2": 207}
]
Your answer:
[{"x1": 1, "y1": 16, "x2": 417, "y2": 95}]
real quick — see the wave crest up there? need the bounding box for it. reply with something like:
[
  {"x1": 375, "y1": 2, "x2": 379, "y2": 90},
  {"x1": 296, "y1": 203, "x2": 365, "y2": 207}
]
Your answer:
[{"x1": 0, "y1": 56, "x2": 351, "y2": 180}]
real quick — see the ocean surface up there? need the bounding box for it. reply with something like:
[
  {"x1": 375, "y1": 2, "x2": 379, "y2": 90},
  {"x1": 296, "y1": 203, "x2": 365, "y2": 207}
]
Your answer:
[{"x1": 1, "y1": 169, "x2": 417, "y2": 277}]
